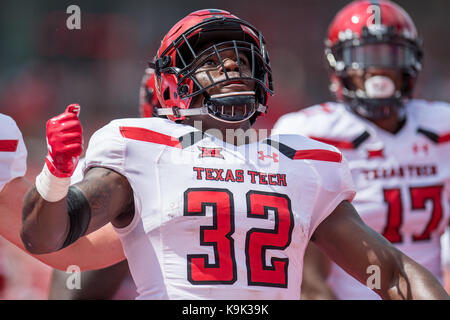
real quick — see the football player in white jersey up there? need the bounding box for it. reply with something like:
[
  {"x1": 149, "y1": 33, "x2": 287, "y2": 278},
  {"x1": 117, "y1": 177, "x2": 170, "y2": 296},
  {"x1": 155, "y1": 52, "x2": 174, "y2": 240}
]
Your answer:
[
  {"x1": 443, "y1": 228, "x2": 450, "y2": 292},
  {"x1": 0, "y1": 114, "x2": 29, "y2": 236},
  {"x1": 0, "y1": 113, "x2": 29, "y2": 296},
  {"x1": 20, "y1": 9, "x2": 449, "y2": 300},
  {"x1": 0, "y1": 113, "x2": 127, "y2": 298},
  {"x1": 272, "y1": 0, "x2": 450, "y2": 299}
]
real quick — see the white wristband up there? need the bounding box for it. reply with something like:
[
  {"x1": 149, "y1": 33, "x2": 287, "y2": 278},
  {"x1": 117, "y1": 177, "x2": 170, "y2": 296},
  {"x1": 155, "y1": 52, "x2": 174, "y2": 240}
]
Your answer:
[{"x1": 35, "y1": 165, "x2": 71, "y2": 202}]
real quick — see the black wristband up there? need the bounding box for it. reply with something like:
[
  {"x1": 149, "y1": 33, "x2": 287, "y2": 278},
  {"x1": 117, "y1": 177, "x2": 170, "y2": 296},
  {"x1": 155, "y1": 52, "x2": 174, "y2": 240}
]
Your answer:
[{"x1": 60, "y1": 186, "x2": 92, "y2": 249}]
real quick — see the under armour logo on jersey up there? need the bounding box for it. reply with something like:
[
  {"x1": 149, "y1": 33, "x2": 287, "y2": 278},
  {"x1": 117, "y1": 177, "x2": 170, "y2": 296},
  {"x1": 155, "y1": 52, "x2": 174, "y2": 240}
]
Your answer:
[
  {"x1": 413, "y1": 143, "x2": 429, "y2": 155},
  {"x1": 198, "y1": 147, "x2": 224, "y2": 159},
  {"x1": 258, "y1": 151, "x2": 279, "y2": 163},
  {"x1": 367, "y1": 148, "x2": 385, "y2": 159}
]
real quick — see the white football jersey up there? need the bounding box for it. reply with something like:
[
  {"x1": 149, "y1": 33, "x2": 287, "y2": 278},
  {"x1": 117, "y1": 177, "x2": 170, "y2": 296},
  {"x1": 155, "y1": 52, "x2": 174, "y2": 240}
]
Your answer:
[
  {"x1": 273, "y1": 100, "x2": 450, "y2": 299},
  {"x1": 442, "y1": 228, "x2": 450, "y2": 270},
  {"x1": 83, "y1": 117, "x2": 355, "y2": 300},
  {"x1": 0, "y1": 114, "x2": 27, "y2": 192},
  {"x1": 71, "y1": 158, "x2": 85, "y2": 185}
]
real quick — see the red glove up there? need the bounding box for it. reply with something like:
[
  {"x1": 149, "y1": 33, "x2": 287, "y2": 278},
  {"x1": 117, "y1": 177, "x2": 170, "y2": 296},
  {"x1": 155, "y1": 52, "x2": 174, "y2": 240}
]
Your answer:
[{"x1": 45, "y1": 104, "x2": 83, "y2": 178}]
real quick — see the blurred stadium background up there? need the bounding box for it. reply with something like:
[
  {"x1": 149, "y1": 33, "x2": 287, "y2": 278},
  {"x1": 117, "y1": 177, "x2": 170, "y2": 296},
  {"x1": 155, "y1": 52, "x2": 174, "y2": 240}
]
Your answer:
[{"x1": 0, "y1": 0, "x2": 449, "y2": 299}]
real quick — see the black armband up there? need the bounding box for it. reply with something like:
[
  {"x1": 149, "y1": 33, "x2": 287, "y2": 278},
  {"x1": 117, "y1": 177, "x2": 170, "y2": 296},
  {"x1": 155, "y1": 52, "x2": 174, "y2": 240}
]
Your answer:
[{"x1": 60, "y1": 186, "x2": 92, "y2": 250}]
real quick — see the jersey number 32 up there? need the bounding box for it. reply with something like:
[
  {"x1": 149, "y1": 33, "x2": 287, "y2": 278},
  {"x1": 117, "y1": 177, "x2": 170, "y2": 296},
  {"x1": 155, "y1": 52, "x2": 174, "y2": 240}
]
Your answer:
[{"x1": 184, "y1": 188, "x2": 294, "y2": 288}]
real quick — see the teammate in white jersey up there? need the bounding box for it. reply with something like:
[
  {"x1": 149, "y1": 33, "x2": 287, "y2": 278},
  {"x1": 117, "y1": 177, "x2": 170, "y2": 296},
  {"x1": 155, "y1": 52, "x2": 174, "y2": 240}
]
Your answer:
[
  {"x1": 20, "y1": 9, "x2": 449, "y2": 300},
  {"x1": 0, "y1": 114, "x2": 28, "y2": 296},
  {"x1": 0, "y1": 113, "x2": 125, "y2": 298},
  {"x1": 273, "y1": 0, "x2": 450, "y2": 299},
  {"x1": 443, "y1": 228, "x2": 450, "y2": 292},
  {"x1": 0, "y1": 113, "x2": 127, "y2": 273}
]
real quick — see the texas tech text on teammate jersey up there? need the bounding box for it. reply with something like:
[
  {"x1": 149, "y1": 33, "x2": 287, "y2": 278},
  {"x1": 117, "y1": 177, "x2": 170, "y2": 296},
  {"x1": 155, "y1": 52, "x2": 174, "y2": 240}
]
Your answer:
[{"x1": 273, "y1": 100, "x2": 450, "y2": 299}]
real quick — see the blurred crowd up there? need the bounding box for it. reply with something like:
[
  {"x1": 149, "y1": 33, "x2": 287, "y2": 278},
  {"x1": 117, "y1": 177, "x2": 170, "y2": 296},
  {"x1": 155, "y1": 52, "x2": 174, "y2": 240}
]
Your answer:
[{"x1": 0, "y1": 0, "x2": 449, "y2": 299}]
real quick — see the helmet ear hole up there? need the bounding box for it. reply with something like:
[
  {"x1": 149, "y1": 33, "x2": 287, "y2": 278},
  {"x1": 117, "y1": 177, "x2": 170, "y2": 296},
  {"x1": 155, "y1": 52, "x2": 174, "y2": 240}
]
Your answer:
[{"x1": 163, "y1": 87, "x2": 171, "y2": 101}]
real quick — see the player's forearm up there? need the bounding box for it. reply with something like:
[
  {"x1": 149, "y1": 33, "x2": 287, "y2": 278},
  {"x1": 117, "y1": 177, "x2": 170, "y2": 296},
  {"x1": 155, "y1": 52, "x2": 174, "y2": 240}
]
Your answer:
[
  {"x1": 381, "y1": 253, "x2": 449, "y2": 300},
  {"x1": 20, "y1": 186, "x2": 70, "y2": 254}
]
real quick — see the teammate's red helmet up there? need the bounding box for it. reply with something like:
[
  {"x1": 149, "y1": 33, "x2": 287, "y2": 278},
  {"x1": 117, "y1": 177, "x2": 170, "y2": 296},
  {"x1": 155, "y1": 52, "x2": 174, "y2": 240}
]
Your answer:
[
  {"x1": 139, "y1": 68, "x2": 160, "y2": 118},
  {"x1": 150, "y1": 9, "x2": 273, "y2": 123},
  {"x1": 325, "y1": 0, "x2": 423, "y2": 119}
]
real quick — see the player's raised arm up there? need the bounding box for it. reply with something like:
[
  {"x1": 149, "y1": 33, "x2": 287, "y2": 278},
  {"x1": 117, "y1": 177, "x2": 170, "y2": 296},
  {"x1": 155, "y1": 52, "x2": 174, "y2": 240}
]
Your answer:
[
  {"x1": 21, "y1": 105, "x2": 134, "y2": 255},
  {"x1": 312, "y1": 201, "x2": 449, "y2": 300}
]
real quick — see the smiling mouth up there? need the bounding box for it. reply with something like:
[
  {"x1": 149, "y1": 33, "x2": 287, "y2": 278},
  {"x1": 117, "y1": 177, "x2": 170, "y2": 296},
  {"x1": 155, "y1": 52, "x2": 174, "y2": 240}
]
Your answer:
[
  {"x1": 220, "y1": 80, "x2": 251, "y2": 92},
  {"x1": 225, "y1": 80, "x2": 245, "y2": 85}
]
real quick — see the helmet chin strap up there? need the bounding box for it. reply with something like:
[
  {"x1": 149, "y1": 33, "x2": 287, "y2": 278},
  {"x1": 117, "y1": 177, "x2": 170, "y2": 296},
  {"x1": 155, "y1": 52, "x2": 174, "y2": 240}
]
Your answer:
[{"x1": 156, "y1": 91, "x2": 267, "y2": 123}]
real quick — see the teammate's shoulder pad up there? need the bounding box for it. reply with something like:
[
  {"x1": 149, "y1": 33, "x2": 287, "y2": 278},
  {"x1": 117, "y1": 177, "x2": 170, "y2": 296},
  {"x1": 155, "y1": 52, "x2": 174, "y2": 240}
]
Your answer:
[
  {"x1": 410, "y1": 100, "x2": 450, "y2": 142},
  {"x1": 0, "y1": 113, "x2": 22, "y2": 138},
  {"x1": 266, "y1": 134, "x2": 343, "y2": 163}
]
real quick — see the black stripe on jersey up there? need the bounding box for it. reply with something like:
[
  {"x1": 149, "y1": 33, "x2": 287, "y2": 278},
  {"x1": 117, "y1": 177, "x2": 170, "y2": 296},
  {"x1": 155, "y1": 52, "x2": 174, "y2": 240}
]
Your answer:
[
  {"x1": 417, "y1": 128, "x2": 439, "y2": 143},
  {"x1": 263, "y1": 134, "x2": 369, "y2": 159},
  {"x1": 178, "y1": 130, "x2": 207, "y2": 148},
  {"x1": 353, "y1": 131, "x2": 371, "y2": 148},
  {"x1": 262, "y1": 139, "x2": 296, "y2": 159}
]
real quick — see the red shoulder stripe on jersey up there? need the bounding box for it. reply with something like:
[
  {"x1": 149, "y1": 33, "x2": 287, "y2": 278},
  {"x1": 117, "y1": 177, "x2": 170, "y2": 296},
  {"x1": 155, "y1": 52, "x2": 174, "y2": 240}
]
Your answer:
[
  {"x1": 438, "y1": 132, "x2": 450, "y2": 143},
  {"x1": 308, "y1": 136, "x2": 355, "y2": 149},
  {"x1": 309, "y1": 131, "x2": 370, "y2": 150},
  {"x1": 119, "y1": 126, "x2": 182, "y2": 148},
  {"x1": 293, "y1": 149, "x2": 342, "y2": 163},
  {"x1": 0, "y1": 140, "x2": 18, "y2": 152},
  {"x1": 417, "y1": 128, "x2": 450, "y2": 144},
  {"x1": 263, "y1": 139, "x2": 342, "y2": 163}
]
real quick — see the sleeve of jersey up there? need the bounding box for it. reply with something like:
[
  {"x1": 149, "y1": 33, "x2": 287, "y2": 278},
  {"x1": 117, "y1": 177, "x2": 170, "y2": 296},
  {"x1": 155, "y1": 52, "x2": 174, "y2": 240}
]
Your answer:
[
  {"x1": 441, "y1": 228, "x2": 450, "y2": 270},
  {"x1": 307, "y1": 156, "x2": 356, "y2": 239},
  {"x1": 272, "y1": 112, "x2": 309, "y2": 136},
  {"x1": 0, "y1": 115, "x2": 27, "y2": 192},
  {"x1": 83, "y1": 122, "x2": 126, "y2": 177}
]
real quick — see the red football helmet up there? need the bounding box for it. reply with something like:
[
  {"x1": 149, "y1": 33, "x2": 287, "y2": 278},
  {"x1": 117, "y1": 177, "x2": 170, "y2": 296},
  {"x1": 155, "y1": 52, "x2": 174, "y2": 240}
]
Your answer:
[
  {"x1": 149, "y1": 9, "x2": 273, "y2": 123},
  {"x1": 139, "y1": 68, "x2": 161, "y2": 118},
  {"x1": 325, "y1": 0, "x2": 423, "y2": 119}
]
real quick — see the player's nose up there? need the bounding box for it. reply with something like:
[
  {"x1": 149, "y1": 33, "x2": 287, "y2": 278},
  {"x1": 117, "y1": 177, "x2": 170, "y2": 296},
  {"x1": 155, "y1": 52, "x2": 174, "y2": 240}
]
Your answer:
[{"x1": 220, "y1": 57, "x2": 240, "y2": 73}]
